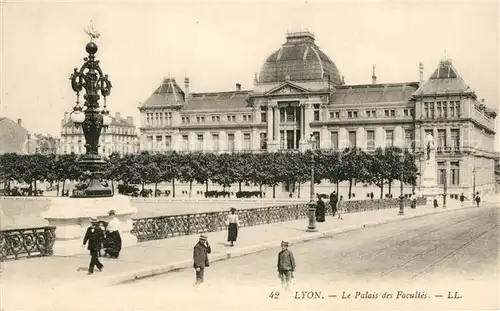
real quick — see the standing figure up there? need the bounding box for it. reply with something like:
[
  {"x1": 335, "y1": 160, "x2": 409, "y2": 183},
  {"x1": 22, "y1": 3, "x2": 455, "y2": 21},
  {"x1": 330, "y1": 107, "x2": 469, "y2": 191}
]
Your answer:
[
  {"x1": 337, "y1": 195, "x2": 345, "y2": 220},
  {"x1": 460, "y1": 193, "x2": 465, "y2": 207},
  {"x1": 226, "y1": 207, "x2": 240, "y2": 246},
  {"x1": 315, "y1": 196, "x2": 325, "y2": 222},
  {"x1": 83, "y1": 217, "x2": 104, "y2": 275},
  {"x1": 475, "y1": 193, "x2": 481, "y2": 207},
  {"x1": 104, "y1": 210, "x2": 122, "y2": 258},
  {"x1": 277, "y1": 241, "x2": 296, "y2": 292},
  {"x1": 329, "y1": 191, "x2": 338, "y2": 217},
  {"x1": 193, "y1": 234, "x2": 211, "y2": 286}
]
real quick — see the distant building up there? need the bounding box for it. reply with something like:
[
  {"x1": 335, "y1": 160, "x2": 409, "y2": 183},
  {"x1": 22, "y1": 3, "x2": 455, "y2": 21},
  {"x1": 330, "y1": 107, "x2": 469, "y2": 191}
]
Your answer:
[
  {"x1": 31, "y1": 134, "x2": 60, "y2": 155},
  {"x1": 0, "y1": 117, "x2": 30, "y2": 154},
  {"x1": 137, "y1": 31, "x2": 498, "y2": 196},
  {"x1": 59, "y1": 112, "x2": 140, "y2": 155}
]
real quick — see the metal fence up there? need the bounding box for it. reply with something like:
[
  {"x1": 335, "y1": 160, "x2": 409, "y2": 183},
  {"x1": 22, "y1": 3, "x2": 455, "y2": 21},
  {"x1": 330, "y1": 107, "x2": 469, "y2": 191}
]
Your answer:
[
  {"x1": 0, "y1": 226, "x2": 56, "y2": 261},
  {"x1": 132, "y1": 197, "x2": 425, "y2": 241}
]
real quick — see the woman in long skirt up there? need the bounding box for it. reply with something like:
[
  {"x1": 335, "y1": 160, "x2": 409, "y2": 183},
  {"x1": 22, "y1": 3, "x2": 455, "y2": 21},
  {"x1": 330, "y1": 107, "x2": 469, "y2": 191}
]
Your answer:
[
  {"x1": 104, "y1": 210, "x2": 122, "y2": 258},
  {"x1": 226, "y1": 207, "x2": 240, "y2": 246}
]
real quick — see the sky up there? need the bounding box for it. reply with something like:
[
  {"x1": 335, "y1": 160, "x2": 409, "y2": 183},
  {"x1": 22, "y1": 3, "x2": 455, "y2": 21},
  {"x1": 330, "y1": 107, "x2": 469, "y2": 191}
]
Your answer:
[{"x1": 1, "y1": 0, "x2": 499, "y2": 149}]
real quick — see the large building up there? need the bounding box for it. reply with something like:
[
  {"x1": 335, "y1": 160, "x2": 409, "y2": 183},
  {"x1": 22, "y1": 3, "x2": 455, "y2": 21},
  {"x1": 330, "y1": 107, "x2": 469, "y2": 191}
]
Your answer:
[
  {"x1": 138, "y1": 31, "x2": 497, "y2": 196},
  {"x1": 0, "y1": 117, "x2": 30, "y2": 154},
  {"x1": 59, "y1": 111, "x2": 140, "y2": 156}
]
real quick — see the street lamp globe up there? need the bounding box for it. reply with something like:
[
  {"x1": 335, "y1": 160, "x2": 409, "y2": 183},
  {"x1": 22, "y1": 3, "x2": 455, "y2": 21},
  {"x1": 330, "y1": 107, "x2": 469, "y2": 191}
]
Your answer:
[
  {"x1": 102, "y1": 109, "x2": 112, "y2": 127},
  {"x1": 70, "y1": 108, "x2": 85, "y2": 125}
]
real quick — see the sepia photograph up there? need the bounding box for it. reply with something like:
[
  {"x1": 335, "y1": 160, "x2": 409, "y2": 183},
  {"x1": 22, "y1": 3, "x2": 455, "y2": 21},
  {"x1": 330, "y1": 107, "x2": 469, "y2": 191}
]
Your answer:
[{"x1": 0, "y1": 0, "x2": 499, "y2": 310}]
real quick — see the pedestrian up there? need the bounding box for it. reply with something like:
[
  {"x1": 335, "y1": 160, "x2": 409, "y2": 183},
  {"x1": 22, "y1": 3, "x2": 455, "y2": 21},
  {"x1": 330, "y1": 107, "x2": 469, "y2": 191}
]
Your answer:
[
  {"x1": 104, "y1": 210, "x2": 122, "y2": 258},
  {"x1": 226, "y1": 207, "x2": 240, "y2": 246},
  {"x1": 315, "y1": 195, "x2": 325, "y2": 222},
  {"x1": 460, "y1": 193, "x2": 465, "y2": 207},
  {"x1": 82, "y1": 217, "x2": 104, "y2": 275},
  {"x1": 193, "y1": 234, "x2": 211, "y2": 286},
  {"x1": 433, "y1": 197, "x2": 438, "y2": 208},
  {"x1": 411, "y1": 192, "x2": 417, "y2": 209},
  {"x1": 277, "y1": 241, "x2": 295, "y2": 292},
  {"x1": 329, "y1": 191, "x2": 338, "y2": 217},
  {"x1": 475, "y1": 193, "x2": 481, "y2": 207},
  {"x1": 337, "y1": 195, "x2": 345, "y2": 220},
  {"x1": 370, "y1": 192, "x2": 374, "y2": 200}
]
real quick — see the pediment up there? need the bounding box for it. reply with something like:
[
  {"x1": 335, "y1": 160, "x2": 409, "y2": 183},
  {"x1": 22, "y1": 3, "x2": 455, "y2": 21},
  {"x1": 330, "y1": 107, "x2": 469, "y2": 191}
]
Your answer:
[{"x1": 266, "y1": 82, "x2": 310, "y2": 95}]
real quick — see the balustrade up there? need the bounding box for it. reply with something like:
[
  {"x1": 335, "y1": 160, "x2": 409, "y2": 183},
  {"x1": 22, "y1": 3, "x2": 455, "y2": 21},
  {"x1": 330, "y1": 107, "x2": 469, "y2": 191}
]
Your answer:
[{"x1": 0, "y1": 226, "x2": 56, "y2": 261}]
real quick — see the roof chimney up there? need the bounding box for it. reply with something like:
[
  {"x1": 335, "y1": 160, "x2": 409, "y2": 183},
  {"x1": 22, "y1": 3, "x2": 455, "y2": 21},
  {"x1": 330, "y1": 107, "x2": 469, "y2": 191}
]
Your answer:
[
  {"x1": 184, "y1": 77, "x2": 190, "y2": 97},
  {"x1": 371, "y1": 64, "x2": 377, "y2": 84},
  {"x1": 419, "y1": 62, "x2": 424, "y2": 84},
  {"x1": 17, "y1": 118, "x2": 22, "y2": 125},
  {"x1": 115, "y1": 112, "x2": 121, "y2": 121},
  {"x1": 236, "y1": 83, "x2": 241, "y2": 92}
]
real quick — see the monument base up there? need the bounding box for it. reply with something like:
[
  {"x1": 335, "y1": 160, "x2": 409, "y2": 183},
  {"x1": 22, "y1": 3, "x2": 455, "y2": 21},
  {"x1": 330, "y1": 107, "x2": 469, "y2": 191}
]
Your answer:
[
  {"x1": 298, "y1": 140, "x2": 310, "y2": 153},
  {"x1": 267, "y1": 140, "x2": 280, "y2": 152},
  {"x1": 41, "y1": 195, "x2": 137, "y2": 257}
]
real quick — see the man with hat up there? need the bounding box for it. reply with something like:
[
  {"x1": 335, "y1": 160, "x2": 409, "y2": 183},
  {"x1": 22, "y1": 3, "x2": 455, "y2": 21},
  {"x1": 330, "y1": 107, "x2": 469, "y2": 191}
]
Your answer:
[
  {"x1": 193, "y1": 234, "x2": 211, "y2": 286},
  {"x1": 277, "y1": 241, "x2": 296, "y2": 291},
  {"x1": 83, "y1": 217, "x2": 105, "y2": 275},
  {"x1": 103, "y1": 210, "x2": 122, "y2": 258}
]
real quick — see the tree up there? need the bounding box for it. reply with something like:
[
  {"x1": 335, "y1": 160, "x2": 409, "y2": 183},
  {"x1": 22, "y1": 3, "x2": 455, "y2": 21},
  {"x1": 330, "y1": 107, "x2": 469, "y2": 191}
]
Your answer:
[
  {"x1": 339, "y1": 148, "x2": 366, "y2": 198},
  {"x1": 160, "y1": 151, "x2": 181, "y2": 198},
  {"x1": 178, "y1": 152, "x2": 196, "y2": 197}
]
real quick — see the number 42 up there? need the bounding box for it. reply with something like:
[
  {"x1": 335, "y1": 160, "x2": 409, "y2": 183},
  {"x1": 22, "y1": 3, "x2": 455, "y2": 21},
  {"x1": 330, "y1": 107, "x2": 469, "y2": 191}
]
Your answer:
[{"x1": 269, "y1": 291, "x2": 280, "y2": 299}]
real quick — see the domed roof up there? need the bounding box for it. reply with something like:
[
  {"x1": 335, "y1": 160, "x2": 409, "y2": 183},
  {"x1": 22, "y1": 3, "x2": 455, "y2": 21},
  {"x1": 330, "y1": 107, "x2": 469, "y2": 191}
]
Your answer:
[{"x1": 259, "y1": 31, "x2": 342, "y2": 85}]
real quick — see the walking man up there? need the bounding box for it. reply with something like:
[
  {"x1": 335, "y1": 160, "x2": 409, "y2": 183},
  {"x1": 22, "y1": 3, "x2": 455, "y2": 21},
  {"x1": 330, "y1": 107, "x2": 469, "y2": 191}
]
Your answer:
[
  {"x1": 277, "y1": 241, "x2": 296, "y2": 292},
  {"x1": 329, "y1": 191, "x2": 338, "y2": 217},
  {"x1": 83, "y1": 217, "x2": 104, "y2": 275},
  {"x1": 460, "y1": 193, "x2": 465, "y2": 207},
  {"x1": 193, "y1": 234, "x2": 211, "y2": 286},
  {"x1": 475, "y1": 192, "x2": 481, "y2": 207}
]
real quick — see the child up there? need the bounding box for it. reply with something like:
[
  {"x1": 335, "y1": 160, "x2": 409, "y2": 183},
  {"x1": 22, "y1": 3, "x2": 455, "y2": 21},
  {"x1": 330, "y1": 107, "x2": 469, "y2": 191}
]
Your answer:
[{"x1": 277, "y1": 241, "x2": 296, "y2": 291}]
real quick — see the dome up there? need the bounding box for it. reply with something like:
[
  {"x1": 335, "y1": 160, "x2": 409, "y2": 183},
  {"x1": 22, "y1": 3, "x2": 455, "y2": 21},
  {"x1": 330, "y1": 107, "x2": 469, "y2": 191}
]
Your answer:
[{"x1": 259, "y1": 31, "x2": 342, "y2": 85}]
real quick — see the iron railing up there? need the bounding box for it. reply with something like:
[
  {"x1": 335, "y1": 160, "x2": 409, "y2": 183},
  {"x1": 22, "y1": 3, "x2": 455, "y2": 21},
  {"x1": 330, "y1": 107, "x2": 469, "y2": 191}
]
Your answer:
[
  {"x1": 131, "y1": 197, "x2": 426, "y2": 241},
  {"x1": 0, "y1": 226, "x2": 56, "y2": 261}
]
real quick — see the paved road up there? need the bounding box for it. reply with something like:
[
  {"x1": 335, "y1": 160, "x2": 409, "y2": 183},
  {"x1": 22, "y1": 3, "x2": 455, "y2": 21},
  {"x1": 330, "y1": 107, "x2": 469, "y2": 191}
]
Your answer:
[{"x1": 5, "y1": 205, "x2": 498, "y2": 311}]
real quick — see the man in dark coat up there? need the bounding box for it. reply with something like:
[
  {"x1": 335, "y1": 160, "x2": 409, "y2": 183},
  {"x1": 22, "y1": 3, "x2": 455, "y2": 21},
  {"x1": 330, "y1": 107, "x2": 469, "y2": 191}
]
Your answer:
[
  {"x1": 83, "y1": 217, "x2": 104, "y2": 275},
  {"x1": 460, "y1": 193, "x2": 465, "y2": 207},
  {"x1": 475, "y1": 193, "x2": 481, "y2": 207},
  {"x1": 193, "y1": 234, "x2": 211, "y2": 286},
  {"x1": 329, "y1": 191, "x2": 338, "y2": 217},
  {"x1": 277, "y1": 241, "x2": 295, "y2": 291}
]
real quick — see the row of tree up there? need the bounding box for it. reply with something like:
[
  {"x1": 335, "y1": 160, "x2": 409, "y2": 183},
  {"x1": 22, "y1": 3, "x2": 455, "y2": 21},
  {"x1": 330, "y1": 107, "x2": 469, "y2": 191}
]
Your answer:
[{"x1": 0, "y1": 147, "x2": 418, "y2": 199}]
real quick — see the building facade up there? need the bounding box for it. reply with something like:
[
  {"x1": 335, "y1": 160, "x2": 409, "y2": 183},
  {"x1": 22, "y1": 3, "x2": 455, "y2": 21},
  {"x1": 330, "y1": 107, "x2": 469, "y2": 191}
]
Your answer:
[
  {"x1": 138, "y1": 31, "x2": 497, "y2": 196},
  {"x1": 60, "y1": 112, "x2": 140, "y2": 156},
  {"x1": 0, "y1": 118, "x2": 30, "y2": 154}
]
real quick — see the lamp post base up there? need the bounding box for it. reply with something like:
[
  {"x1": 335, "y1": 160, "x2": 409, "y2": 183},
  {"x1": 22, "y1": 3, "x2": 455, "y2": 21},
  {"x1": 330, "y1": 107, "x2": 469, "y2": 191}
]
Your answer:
[
  {"x1": 398, "y1": 197, "x2": 405, "y2": 215},
  {"x1": 306, "y1": 205, "x2": 317, "y2": 232}
]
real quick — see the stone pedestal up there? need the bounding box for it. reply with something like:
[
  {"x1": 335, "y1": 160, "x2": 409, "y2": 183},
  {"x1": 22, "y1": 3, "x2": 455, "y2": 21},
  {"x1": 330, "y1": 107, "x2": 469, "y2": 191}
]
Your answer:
[
  {"x1": 267, "y1": 140, "x2": 280, "y2": 152},
  {"x1": 41, "y1": 195, "x2": 137, "y2": 257},
  {"x1": 298, "y1": 139, "x2": 310, "y2": 153},
  {"x1": 420, "y1": 155, "x2": 438, "y2": 204}
]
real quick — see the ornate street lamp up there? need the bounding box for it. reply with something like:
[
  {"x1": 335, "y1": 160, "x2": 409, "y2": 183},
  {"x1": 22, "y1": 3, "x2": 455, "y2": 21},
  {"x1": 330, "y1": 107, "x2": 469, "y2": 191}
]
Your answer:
[
  {"x1": 307, "y1": 134, "x2": 318, "y2": 232},
  {"x1": 69, "y1": 22, "x2": 113, "y2": 198}
]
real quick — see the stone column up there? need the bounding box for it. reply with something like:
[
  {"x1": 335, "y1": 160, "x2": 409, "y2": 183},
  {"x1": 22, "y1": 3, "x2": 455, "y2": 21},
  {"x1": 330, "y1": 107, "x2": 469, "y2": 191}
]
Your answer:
[
  {"x1": 298, "y1": 101, "x2": 309, "y2": 152},
  {"x1": 339, "y1": 127, "x2": 348, "y2": 149},
  {"x1": 375, "y1": 127, "x2": 384, "y2": 148},
  {"x1": 395, "y1": 126, "x2": 403, "y2": 148},
  {"x1": 273, "y1": 105, "x2": 280, "y2": 142},
  {"x1": 321, "y1": 126, "x2": 329, "y2": 149},
  {"x1": 356, "y1": 127, "x2": 364, "y2": 149},
  {"x1": 267, "y1": 104, "x2": 273, "y2": 144}
]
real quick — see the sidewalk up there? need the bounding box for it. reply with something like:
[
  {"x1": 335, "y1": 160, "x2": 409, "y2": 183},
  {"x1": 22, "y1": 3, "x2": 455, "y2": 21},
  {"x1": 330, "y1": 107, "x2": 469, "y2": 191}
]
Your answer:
[{"x1": 0, "y1": 200, "x2": 483, "y2": 291}]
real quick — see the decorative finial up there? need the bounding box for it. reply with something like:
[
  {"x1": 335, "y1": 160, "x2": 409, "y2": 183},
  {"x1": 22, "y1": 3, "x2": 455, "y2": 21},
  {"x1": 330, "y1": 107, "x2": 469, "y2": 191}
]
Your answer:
[
  {"x1": 444, "y1": 48, "x2": 448, "y2": 59},
  {"x1": 84, "y1": 20, "x2": 100, "y2": 42}
]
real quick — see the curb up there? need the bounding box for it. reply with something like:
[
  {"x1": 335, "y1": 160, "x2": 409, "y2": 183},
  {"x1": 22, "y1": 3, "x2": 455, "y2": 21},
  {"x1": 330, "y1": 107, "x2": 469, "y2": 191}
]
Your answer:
[{"x1": 70, "y1": 205, "x2": 476, "y2": 288}]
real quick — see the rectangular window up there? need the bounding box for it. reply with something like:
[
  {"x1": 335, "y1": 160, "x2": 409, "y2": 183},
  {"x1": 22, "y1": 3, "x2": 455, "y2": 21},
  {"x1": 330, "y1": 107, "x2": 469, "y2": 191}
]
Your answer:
[
  {"x1": 348, "y1": 131, "x2": 356, "y2": 148},
  {"x1": 260, "y1": 132, "x2": 267, "y2": 150},
  {"x1": 243, "y1": 133, "x2": 251, "y2": 150},
  {"x1": 385, "y1": 130, "x2": 394, "y2": 147},
  {"x1": 424, "y1": 102, "x2": 430, "y2": 118},
  {"x1": 443, "y1": 102, "x2": 448, "y2": 118},
  {"x1": 348, "y1": 111, "x2": 352, "y2": 118},
  {"x1": 404, "y1": 129, "x2": 414, "y2": 149},
  {"x1": 227, "y1": 115, "x2": 231, "y2": 122},
  {"x1": 196, "y1": 134, "x2": 204, "y2": 151},
  {"x1": 437, "y1": 129, "x2": 446, "y2": 149},
  {"x1": 182, "y1": 135, "x2": 189, "y2": 151},
  {"x1": 279, "y1": 107, "x2": 285, "y2": 122},
  {"x1": 212, "y1": 133, "x2": 219, "y2": 151},
  {"x1": 156, "y1": 135, "x2": 162, "y2": 151},
  {"x1": 155, "y1": 113, "x2": 160, "y2": 126},
  {"x1": 261, "y1": 107, "x2": 267, "y2": 122},
  {"x1": 331, "y1": 131, "x2": 338, "y2": 150},
  {"x1": 430, "y1": 103, "x2": 435, "y2": 118},
  {"x1": 436, "y1": 102, "x2": 442, "y2": 118},
  {"x1": 227, "y1": 133, "x2": 235, "y2": 151},
  {"x1": 313, "y1": 104, "x2": 320, "y2": 121},
  {"x1": 165, "y1": 135, "x2": 172, "y2": 150},
  {"x1": 211, "y1": 116, "x2": 216, "y2": 123},
  {"x1": 312, "y1": 131, "x2": 320, "y2": 149},
  {"x1": 384, "y1": 110, "x2": 389, "y2": 117},
  {"x1": 366, "y1": 130, "x2": 375, "y2": 149},
  {"x1": 450, "y1": 161, "x2": 459, "y2": 185},
  {"x1": 147, "y1": 135, "x2": 153, "y2": 150},
  {"x1": 196, "y1": 116, "x2": 201, "y2": 123},
  {"x1": 390, "y1": 110, "x2": 395, "y2": 117},
  {"x1": 286, "y1": 106, "x2": 295, "y2": 122}
]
